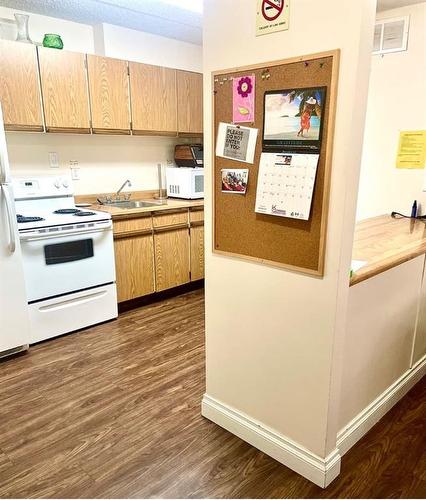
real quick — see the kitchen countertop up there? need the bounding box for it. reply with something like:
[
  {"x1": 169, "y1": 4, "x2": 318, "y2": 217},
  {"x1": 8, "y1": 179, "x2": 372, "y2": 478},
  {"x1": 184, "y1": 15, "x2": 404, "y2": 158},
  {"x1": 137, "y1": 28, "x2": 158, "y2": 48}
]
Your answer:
[
  {"x1": 88, "y1": 198, "x2": 204, "y2": 219},
  {"x1": 350, "y1": 215, "x2": 426, "y2": 286}
]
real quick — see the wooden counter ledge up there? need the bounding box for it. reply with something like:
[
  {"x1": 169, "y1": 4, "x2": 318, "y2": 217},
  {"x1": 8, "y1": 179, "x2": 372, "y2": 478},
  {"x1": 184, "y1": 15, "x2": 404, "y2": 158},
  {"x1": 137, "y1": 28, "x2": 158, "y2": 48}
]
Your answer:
[{"x1": 350, "y1": 215, "x2": 426, "y2": 286}]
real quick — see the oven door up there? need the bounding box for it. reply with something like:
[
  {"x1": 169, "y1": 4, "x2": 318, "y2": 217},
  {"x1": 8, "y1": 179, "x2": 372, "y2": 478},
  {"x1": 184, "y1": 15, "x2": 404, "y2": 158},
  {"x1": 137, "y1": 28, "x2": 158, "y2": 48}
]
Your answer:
[{"x1": 20, "y1": 225, "x2": 116, "y2": 303}]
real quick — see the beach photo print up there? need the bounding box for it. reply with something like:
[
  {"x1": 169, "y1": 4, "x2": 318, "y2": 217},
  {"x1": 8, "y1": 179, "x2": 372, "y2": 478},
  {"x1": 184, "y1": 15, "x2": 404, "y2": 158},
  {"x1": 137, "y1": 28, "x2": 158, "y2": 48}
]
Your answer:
[{"x1": 262, "y1": 86, "x2": 326, "y2": 152}]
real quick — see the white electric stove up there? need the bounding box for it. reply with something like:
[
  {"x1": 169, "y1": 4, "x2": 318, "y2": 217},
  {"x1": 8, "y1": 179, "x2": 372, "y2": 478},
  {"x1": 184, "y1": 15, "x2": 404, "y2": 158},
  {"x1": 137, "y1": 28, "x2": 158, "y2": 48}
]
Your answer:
[{"x1": 13, "y1": 175, "x2": 118, "y2": 344}]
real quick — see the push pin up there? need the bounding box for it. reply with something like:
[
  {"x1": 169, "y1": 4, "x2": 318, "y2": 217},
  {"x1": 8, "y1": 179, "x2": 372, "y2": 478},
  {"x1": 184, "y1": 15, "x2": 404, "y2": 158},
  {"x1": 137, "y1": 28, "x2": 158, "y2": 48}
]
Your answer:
[
  {"x1": 304, "y1": 61, "x2": 309, "y2": 67},
  {"x1": 319, "y1": 62, "x2": 324, "y2": 68}
]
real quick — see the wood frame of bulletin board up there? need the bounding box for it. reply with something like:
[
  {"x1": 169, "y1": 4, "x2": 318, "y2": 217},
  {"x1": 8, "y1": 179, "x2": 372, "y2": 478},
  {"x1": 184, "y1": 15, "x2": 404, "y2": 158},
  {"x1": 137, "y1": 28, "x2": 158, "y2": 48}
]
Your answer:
[{"x1": 212, "y1": 50, "x2": 340, "y2": 277}]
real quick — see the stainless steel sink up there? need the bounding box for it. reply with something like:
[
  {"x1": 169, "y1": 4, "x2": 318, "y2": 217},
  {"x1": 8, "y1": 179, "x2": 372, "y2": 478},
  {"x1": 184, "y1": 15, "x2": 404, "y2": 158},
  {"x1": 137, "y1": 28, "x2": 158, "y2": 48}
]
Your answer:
[{"x1": 104, "y1": 199, "x2": 167, "y2": 209}]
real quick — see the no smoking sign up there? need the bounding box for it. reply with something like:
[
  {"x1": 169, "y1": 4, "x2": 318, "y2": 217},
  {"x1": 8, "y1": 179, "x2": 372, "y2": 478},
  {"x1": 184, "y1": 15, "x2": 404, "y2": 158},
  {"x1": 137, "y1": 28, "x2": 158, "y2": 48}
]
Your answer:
[{"x1": 256, "y1": 0, "x2": 290, "y2": 36}]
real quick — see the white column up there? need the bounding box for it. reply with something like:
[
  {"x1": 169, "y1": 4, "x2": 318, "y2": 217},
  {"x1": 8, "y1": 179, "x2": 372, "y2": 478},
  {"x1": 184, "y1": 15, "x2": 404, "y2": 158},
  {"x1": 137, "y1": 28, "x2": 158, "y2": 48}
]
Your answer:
[{"x1": 202, "y1": 0, "x2": 376, "y2": 487}]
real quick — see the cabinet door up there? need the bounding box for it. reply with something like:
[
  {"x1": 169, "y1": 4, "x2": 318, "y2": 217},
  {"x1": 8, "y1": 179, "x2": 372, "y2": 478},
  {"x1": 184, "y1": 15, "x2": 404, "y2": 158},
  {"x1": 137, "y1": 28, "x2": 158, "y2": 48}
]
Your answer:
[
  {"x1": 0, "y1": 40, "x2": 43, "y2": 131},
  {"x1": 190, "y1": 224, "x2": 204, "y2": 281},
  {"x1": 87, "y1": 55, "x2": 130, "y2": 134},
  {"x1": 154, "y1": 228, "x2": 190, "y2": 291},
  {"x1": 129, "y1": 62, "x2": 177, "y2": 135},
  {"x1": 38, "y1": 47, "x2": 90, "y2": 133},
  {"x1": 114, "y1": 234, "x2": 155, "y2": 302},
  {"x1": 177, "y1": 70, "x2": 203, "y2": 135}
]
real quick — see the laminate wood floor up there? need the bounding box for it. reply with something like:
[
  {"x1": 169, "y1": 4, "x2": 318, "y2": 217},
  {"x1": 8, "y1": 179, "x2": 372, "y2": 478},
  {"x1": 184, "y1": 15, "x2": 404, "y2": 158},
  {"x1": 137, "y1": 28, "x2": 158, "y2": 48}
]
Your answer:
[{"x1": 0, "y1": 289, "x2": 425, "y2": 498}]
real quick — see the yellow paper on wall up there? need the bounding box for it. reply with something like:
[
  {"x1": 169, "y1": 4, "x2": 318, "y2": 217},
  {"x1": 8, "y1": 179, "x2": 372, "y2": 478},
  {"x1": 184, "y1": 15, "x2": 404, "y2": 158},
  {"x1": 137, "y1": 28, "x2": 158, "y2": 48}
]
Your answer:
[{"x1": 396, "y1": 130, "x2": 426, "y2": 169}]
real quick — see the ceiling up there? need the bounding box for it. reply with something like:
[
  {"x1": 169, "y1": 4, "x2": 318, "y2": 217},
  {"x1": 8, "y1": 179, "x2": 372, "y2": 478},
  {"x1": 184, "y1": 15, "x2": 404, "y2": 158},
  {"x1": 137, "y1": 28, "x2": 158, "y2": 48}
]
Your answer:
[
  {"x1": 377, "y1": 0, "x2": 426, "y2": 11},
  {"x1": 1, "y1": 0, "x2": 424, "y2": 44},
  {"x1": 0, "y1": 0, "x2": 203, "y2": 45}
]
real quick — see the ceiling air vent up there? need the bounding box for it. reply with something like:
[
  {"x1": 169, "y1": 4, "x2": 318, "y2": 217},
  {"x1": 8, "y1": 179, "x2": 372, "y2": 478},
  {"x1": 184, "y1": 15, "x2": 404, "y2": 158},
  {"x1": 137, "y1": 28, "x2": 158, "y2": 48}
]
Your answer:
[{"x1": 373, "y1": 15, "x2": 409, "y2": 55}]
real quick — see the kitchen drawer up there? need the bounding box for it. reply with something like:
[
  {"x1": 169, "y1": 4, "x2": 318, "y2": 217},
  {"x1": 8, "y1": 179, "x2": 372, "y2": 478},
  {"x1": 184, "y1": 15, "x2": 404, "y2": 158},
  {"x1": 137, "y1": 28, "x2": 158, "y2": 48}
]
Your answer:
[
  {"x1": 113, "y1": 216, "x2": 152, "y2": 235},
  {"x1": 153, "y1": 209, "x2": 189, "y2": 228},
  {"x1": 189, "y1": 209, "x2": 204, "y2": 223}
]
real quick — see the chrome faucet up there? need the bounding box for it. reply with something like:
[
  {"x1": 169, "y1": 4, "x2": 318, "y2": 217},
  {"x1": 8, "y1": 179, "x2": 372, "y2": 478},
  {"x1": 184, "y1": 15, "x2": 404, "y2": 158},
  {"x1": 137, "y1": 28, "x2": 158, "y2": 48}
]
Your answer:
[{"x1": 116, "y1": 179, "x2": 132, "y2": 201}]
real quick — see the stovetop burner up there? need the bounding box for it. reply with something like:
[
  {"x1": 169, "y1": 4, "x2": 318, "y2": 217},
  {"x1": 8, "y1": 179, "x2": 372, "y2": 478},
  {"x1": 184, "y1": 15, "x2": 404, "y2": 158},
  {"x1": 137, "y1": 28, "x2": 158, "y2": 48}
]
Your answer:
[
  {"x1": 16, "y1": 214, "x2": 45, "y2": 223},
  {"x1": 73, "y1": 211, "x2": 96, "y2": 217},
  {"x1": 54, "y1": 208, "x2": 81, "y2": 214}
]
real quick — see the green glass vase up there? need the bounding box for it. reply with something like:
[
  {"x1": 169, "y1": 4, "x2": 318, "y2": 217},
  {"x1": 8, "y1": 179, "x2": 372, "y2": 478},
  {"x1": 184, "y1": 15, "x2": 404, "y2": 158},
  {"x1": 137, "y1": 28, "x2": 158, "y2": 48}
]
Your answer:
[{"x1": 42, "y1": 34, "x2": 63, "y2": 50}]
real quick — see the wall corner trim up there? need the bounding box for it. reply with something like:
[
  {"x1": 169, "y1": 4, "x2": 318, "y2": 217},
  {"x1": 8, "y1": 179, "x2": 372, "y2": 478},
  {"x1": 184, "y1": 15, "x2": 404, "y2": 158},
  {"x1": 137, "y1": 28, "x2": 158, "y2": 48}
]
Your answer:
[
  {"x1": 337, "y1": 354, "x2": 426, "y2": 456},
  {"x1": 201, "y1": 394, "x2": 341, "y2": 488}
]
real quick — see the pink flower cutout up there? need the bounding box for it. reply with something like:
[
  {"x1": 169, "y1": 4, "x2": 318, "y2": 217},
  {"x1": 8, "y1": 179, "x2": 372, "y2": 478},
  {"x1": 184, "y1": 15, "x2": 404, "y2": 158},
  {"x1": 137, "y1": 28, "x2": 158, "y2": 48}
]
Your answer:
[{"x1": 237, "y1": 77, "x2": 253, "y2": 98}]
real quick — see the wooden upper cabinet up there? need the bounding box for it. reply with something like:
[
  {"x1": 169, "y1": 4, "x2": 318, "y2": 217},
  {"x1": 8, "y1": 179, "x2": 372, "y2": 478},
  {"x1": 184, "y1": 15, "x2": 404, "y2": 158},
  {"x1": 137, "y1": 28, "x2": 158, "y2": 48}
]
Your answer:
[
  {"x1": 0, "y1": 40, "x2": 43, "y2": 131},
  {"x1": 129, "y1": 62, "x2": 177, "y2": 135},
  {"x1": 177, "y1": 70, "x2": 203, "y2": 135},
  {"x1": 87, "y1": 55, "x2": 131, "y2": 134},
  {"x1": 38, "y1": 47, "x2": 90, "y2": 133}
]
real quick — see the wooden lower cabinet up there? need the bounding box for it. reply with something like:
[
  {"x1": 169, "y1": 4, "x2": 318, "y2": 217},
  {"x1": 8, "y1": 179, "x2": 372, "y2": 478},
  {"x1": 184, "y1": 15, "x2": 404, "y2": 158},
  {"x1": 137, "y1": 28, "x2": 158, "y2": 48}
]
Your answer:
[
  {"x1": 190, "y1": 225, "x2": 204, "y2": 281},
  {"x1": 154, "y1": 227, "x2": 190, "y2": 291},
  {"x1": 114, "y1": 233, "x2": 155, "y2": 302},
  {"x1": 113, "y1": 208, "x2": 202, "y2": 302}
]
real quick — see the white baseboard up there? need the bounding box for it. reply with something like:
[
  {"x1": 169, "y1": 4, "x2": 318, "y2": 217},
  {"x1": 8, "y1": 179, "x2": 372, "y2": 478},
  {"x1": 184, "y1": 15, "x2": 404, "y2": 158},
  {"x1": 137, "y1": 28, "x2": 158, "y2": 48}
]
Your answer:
[
  {"x1": 337, "y1": 354, "x2": 426, "y2": 456},
  {"x1": 201, "y1": 394, "x2": 341, "y2": 488}
]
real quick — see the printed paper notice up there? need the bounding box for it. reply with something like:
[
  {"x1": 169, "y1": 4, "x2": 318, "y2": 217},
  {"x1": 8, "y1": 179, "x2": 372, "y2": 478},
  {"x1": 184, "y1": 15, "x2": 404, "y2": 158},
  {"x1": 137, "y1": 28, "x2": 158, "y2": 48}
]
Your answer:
[
  {"x1": 255, "y1": 152, "x2": 319, "y2": 220},
  {"x1": 216, "y1": 122, "x2": 258, "y2": 164},
  {"x1": 256, "y1": 0, "x2": 290, "y2": 37},
  {"x1": 396, "y1": 130, "x2": 426, "y2": 169}
]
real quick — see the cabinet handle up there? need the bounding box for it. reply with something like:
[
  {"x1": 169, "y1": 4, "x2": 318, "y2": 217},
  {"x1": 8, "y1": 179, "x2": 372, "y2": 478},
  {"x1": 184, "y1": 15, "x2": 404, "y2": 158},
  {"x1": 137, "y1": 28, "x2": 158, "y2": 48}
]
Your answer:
[
  {"x1": 114, "y1": 228, "x2": 153, "y2": 240},
  {"x1": 190, "y1": 220, "x2": 204, "y2": 228},
  {"x1": 153, "y1": 208, "x2": 188, "y2": 217},
  {"x1": 153, "y1": 223, "x2": 189, "y2": 234}
]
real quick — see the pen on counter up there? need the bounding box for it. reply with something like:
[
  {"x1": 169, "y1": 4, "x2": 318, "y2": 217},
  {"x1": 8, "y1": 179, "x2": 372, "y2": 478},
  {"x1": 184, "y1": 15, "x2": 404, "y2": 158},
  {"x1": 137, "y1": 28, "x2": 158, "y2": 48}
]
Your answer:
[{"x1": 411, "y1": 200, "x2": 418, "y2": 218}]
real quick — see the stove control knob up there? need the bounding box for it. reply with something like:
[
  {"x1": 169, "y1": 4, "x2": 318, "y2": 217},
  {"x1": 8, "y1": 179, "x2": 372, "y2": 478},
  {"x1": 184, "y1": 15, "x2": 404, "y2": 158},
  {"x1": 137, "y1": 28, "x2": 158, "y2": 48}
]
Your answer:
[
  {"x1": 54, "y1": 179, "x2": 61, "y2": 189},
  {"x1": 62, "y1": 179, "x2": 69, "y2": 188}
]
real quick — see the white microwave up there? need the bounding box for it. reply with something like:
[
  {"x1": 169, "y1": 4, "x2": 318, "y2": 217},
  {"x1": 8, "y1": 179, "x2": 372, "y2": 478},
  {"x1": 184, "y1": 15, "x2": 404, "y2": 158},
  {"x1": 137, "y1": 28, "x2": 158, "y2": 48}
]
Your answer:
[{"x1": 166, "y1": 167, "x2": 204, "y2": 199}]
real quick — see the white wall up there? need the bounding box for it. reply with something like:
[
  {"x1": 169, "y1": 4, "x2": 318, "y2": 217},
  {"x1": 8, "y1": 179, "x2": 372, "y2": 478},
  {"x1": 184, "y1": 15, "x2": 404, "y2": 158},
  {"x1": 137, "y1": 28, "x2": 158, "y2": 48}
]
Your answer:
[
  {"x1": 0, "y1": 6, "x2": 203, "y2": 194},
  {"x1": 5, "y1": 132, "x2": 182, "y2": 195},
  {"x1": 0, "y1": 6, "x2": 94, "y2": 53},
  {"x1": 339, "y1": 256, "x2": 423, "y2": 428},
  {"x1": 100, "y1": 23, "x2": 203, "y2": 72},
  {"x1": 203, "y1": 0, "x2": 375, "y2": 467},
  {"x1": 356, "y1": 2, "x2": 426, "y2": 220}
]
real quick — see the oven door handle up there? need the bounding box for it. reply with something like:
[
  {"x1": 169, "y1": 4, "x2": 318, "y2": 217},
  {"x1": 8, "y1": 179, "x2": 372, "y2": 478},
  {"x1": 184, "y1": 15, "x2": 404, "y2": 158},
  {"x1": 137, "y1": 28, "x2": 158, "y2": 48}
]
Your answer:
[
  {"x1": 2, "y1": 185, "x2": 16, "y2": 253},
  {"x1": 20, "y1": 224, "x2": 112, "y2": 242}
]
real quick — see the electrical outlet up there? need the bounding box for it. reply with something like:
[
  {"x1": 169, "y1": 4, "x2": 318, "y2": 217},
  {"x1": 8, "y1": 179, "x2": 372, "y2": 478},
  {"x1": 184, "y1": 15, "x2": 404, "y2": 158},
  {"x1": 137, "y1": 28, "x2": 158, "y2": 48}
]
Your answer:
[
  {"x1": 49, "y1": 152, "x2": 59, "y2": 168},
  {"x1": 70, "y1": 160, "x2": 80, "y2": 181}
]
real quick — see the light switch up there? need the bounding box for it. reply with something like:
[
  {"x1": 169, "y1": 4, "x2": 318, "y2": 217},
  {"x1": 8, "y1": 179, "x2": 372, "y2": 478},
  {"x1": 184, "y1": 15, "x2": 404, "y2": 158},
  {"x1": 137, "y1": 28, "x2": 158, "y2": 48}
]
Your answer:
[{"x1": 49, "y1": 152, "x2": 59, "y2": 168}]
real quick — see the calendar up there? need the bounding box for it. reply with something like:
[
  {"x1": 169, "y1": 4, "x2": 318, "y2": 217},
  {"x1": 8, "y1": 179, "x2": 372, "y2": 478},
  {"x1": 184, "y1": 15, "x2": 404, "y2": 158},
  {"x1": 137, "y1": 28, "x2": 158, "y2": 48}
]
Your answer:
[{"x1": 255, "y1": 153, "x2": 320, "y2": 220}]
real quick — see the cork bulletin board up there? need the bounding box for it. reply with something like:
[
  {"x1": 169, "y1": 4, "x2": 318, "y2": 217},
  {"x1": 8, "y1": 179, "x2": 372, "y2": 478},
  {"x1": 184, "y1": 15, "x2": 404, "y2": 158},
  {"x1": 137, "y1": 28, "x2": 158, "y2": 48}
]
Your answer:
[{"x1": 212, "y1": 50, "x2": 340, "y2": 276}]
